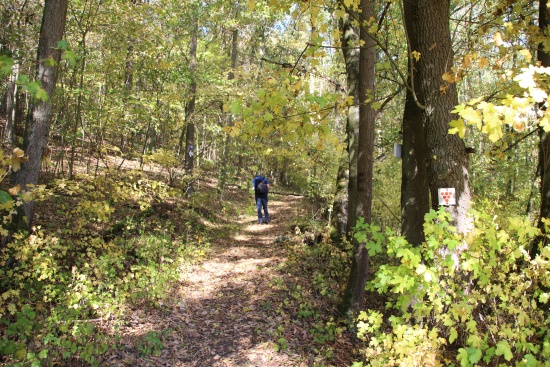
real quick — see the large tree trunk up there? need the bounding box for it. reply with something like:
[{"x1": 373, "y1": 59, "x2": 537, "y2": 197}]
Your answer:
[
  {"x1": 341, "y1": 0, "x2": 376, "y2": 315},
  {"x1": 535, "y1": 0, "x2": 550, "y2": 256},
  {"x1": 400, "y1": 43, "x2": 429, "y2": 246},
  {"x1": 16, "y1": 0, "x2": 68, "y2": 229},
  {"x1": 404, "y1": 0, "x2": 472, "y2": 235}
]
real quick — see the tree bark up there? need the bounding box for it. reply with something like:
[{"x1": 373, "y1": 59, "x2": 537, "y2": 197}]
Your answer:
[
  {"x1": 329, "y1": 156, "x2": 348, "y2": 242},
  {"x1": 400, "y1": 36, "x2": 429, "y2": 246},
  {"x1": 16, "y1": 0, "x2": 68, "y2": 229},
  {"x1": 341, "y1": 0, "x2": 376, "y2": 315},
  {"x1": 218, "y1": 28, "x2": 238, "y2": 193},
  {"x1": 535, "y1": 0, "x2": 550, "y2": 256},
  {"x1": 404, "y1": 0, "x2": 472, "y2": 235},
  {"x1": 4, "y1": 62, "x2": 19, "y2": 147},
  {"x1": 339, "y1": 10, "x2": 360, "y2": 239},
  {"x1": 184, "y1": 15, "x2": 198, "y2": 195}
]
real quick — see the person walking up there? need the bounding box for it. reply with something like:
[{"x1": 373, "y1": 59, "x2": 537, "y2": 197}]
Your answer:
[{"x1": 253, "y1": 174, "x2": 270, "y2": 224}]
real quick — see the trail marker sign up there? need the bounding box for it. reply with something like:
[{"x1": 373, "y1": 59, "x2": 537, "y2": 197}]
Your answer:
[{"x1": 438, "y1": 188, "x2": 456, "y2": 206}]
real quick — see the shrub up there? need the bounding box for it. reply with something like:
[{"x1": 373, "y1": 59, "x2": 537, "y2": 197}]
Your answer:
[{"x1": 354, "y1": 208, "x2": 550, "y2": 367}]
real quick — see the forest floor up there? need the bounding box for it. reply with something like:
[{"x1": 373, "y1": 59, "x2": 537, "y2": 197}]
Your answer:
[{"x1": 96, "y1": 184, "x2": 358, "y2": 367}]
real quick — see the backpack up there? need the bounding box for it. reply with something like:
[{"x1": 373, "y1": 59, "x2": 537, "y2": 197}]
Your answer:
[{"x1": 256, "y1": 178, "x2": 269, "y2": 194}]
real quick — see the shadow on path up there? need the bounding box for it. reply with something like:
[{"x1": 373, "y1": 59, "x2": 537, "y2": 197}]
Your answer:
[{"x1": 101, "y1": 193, "x2": 315, "y2": 367}]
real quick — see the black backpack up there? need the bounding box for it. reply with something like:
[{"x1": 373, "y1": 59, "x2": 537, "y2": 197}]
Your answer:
[{"x1": 256, "y1": 178, "x2": 268, "y2": 194}]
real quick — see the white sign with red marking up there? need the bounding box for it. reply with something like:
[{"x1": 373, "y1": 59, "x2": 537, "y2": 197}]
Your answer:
[{"x1": 438, "y1": 188, "x2": 456, "y2": 206}]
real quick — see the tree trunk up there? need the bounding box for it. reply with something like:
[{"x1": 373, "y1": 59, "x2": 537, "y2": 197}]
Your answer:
[
  {"x1": 535, "y1": 0, "x2": 550, "y2": 256},
  {"x1": 341, "y1": 0, "x2": 376, "y2": 315},
  {"x1": 329, "y1": 155, "x2": 348, "y2": 242},
  {"x1": 218, "y1": 28, "x2": 238, "y2": 193},
  {"x1": 184, "y1": 15, "x2": 198, "y2": 195},
  {"x1": 339, "y1": 10, "x2": 360, "y2": 239},
  {"x1": 16, "y1": 0, "x2": 68, "y2": 229},
  {"x1": 404, "y1": 0, "x2": 472, "y2": 235},
  {"x1": 400, "y1": 45, "x2": 429, "y2": 246},
  {"x1": 4, "y1": 62, "x2": 19, "y2": 147}
]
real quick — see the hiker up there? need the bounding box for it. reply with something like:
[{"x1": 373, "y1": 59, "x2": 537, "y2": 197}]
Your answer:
[{"x1": 253, "y1": 174, "x2": 270, "y2": 224}]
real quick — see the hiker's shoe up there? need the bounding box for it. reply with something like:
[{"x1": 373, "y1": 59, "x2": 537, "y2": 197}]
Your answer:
[
  {"x1": 258, "y1": 218, "x2": 263, "y2": 224},
  {"x1": 264, "y1": 218, "x2": 269, "y2": 224}
]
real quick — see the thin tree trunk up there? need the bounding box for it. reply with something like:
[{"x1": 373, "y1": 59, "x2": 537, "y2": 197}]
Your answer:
[
  {"x1": 339, "y1": 10, "x2": 360, "y2": 239},
  {"x1": 16, "y1": 0, "x2": 68, "y2": 229},
  {"x1": 341, "y1": 0, "x2": 376, "y2": 315},
  {"x1": 184, "y1": 15, "x2": 198, "y2": 195},
  {"x1": 329, "y1": 156, "x2": 349, "y2": 242},
  {"x1": 4, "y1": 62, "x2": 19, "y2": 147},
  {"x1": 218, "y1": 28, "x2": 238, "y2": 193},
  {"x1": 535, "y1": 0, "x2": 550, "y2": 256},
  {"x1": 69, "y1": 43, "x2": 87, "y2": 179}
]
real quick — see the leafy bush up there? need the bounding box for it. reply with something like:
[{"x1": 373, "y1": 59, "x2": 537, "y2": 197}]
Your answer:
[
  {"x1": 0, "y1": 171, "x2": 211, "y2": 366},
  {"x1": 354, "y1": 208, "x2": 550, "y2": 367}
]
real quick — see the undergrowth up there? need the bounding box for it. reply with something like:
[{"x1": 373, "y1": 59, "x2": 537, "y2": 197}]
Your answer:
[
  {"x1": 269, "y1": 223, "x2": 355, "y2": 366},
  {"x1": 353, "y1": 208, "x2": 550, "y2": 367},
  {"x1": 0, "y1": 168, "x2": 213, "y2": 366}
]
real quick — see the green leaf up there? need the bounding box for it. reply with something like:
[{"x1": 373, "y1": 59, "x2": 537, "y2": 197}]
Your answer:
[
  {"x1": 230, "y1": 100, "x2": 242, "y2": 114},
  {"x1": 467, "y1": 347, "x2": 482, "y2": 364},
  {"x1": 366, "y1": 240, "x2": 382, "y2": 256},
  {"x1": 43, "y1": 57, "x2": 58, "y2": 67},
  {"x1": 449, "y1": 327, "x2": 458, "y2": 343},
  {"x1": 495, "y1": 340, "x2": 513, "y2": 361},
  {"x1": 0, "y1": 55, "x2": 14, "y2": 77},
  {"x1": 523, "y1": 354, "x2": 537, "y2": 367},
  {"x1": 0, "y1": 190, "x2": 12, "y2": 204},
  {"x1": 56, "y1": 39, "x2": 69, "y2": 50},
  {"x1": 62, "y1": 50, "x2": 77, "y2": 66},
  {"x1": 35, "y1": 88, "x2": 50, "y2": 102},
  {"x1": 457, "y1": 348, "x2": 470, "y2": 367}
]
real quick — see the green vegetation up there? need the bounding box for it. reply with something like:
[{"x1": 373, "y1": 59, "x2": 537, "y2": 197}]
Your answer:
[{"x1": 1, "y1": 0, "x2": 550, "y2": 365}]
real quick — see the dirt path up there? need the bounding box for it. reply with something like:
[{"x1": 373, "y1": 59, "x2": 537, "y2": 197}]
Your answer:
[{"x1": 102, "y1": 194, "x2": 315, "y2": 367}]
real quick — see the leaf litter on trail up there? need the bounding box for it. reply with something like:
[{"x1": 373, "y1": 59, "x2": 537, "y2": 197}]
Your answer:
[{"x1": 97, "y1": 189, "x2": 357, "y2": 367}]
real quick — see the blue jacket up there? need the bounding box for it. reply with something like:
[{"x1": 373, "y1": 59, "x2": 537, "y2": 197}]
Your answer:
[{"x1": 253, "y1": 176, "x2": 269, "y2": 200}]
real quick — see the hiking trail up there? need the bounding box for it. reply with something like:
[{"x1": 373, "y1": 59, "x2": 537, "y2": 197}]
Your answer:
[{"x1": 100, "y1": 193, "x2": 337, "y2": 367}]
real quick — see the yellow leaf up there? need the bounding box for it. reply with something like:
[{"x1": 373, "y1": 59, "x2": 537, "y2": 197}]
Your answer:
[
  {"x1": 13, "y1": 148, "x2": 24, "y2": 158},
  {"x1": 10, "y1": 159, "x2": 21, "y2": 172},
  {"x1": 343, "y1": 0, "x2": 356, "y2": 8},
  {"x1": 8, "y1": 185, "x2": 20, "y2": 196},
  {"x1": 442, "y1": 72, "x2": 455, "y2": 83},
  {"x1": 460, "y1": 107, "x2": 482, "y2": 128},
  {"x1": 10, "y1": 148, "x2": 28, "y2": 172},
  {"x1": 461, "y1": 55, "x2": 473, "y2": 68},
  {"x1": 449, "y1": 119, "x2": 466, "y2": 138},
  {"x1": 519, "y1": 49, "x2": 532, "y2": 63},
  {"x1": 478, "y1": 57, "x2": 489, "y2": 68},
  {"x1": 494, "y1": 32, "x2": 504, "y2": 46},
  {"x1": 344, "y1": 95, "x2": 354, "y2": 106},
  {"x1": 411, "y1": 50, "x2": 421, "y2": 61}
]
